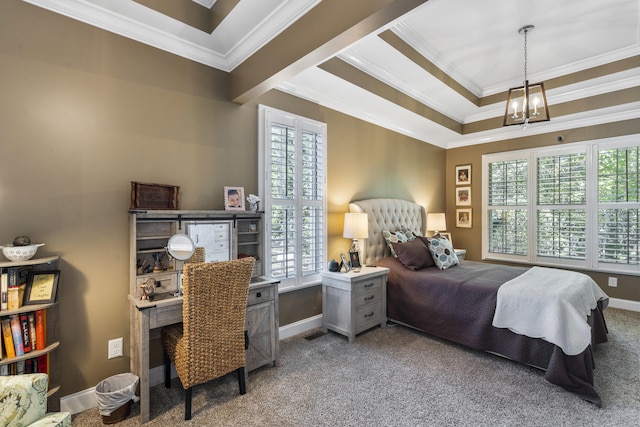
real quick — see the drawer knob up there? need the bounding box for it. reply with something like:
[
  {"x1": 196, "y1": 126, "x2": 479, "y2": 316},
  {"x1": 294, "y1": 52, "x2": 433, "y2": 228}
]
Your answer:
[{"x1": 256, "y1": 292, "x2": 262, "y2": 298}]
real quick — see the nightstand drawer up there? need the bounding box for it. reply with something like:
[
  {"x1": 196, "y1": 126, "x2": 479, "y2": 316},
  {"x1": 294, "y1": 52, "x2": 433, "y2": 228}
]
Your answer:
[
  {"x1": 355, "y1": 302, "x2": 382, "y2": 333},
  {"x1": 352, "y1": 276, "x2": 383, "y2": 295},
  {"x1": 354, "y1": 288, "x2": 381, "y2": 309}
]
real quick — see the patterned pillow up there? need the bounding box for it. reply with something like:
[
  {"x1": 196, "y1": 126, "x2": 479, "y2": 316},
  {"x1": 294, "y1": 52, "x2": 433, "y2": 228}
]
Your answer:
[
  {"x1": 382, "y1": 228, "x2": 415, "y2": 257},
  {"x1": 426, "y1": 236, "x2": 459, "y2": 270}
]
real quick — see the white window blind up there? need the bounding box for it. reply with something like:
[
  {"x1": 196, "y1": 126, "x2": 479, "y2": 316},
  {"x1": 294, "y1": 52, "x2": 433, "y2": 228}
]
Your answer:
[
  {"x1": 598, "y1": 146, "x2": 640, "y2": 266},
  {"x1": 536, "y1": 153, "x2": 587, "y2": 260},
  {"x1": 259, "y1": 106, "x2": 327, "y2": 290},
  {"x1": 483, "y1": 136, "x2": 640, "y2": 275}
]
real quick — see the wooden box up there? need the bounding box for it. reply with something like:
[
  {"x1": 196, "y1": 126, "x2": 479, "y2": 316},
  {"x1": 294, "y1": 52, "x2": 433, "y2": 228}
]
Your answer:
[{"x1": 130, "y1": 182, "x2": 180, "y2": 210}]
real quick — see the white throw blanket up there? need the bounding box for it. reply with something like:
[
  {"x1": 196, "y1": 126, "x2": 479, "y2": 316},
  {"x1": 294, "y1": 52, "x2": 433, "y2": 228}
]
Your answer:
[{"x1": 492, "y1": 266, "x2": 609, "y2": 356}]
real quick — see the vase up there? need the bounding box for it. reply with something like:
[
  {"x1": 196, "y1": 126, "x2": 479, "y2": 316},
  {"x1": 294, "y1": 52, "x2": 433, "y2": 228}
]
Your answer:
[{"x1": 249, "y1": 202, "x2": 259, "y2": 212}]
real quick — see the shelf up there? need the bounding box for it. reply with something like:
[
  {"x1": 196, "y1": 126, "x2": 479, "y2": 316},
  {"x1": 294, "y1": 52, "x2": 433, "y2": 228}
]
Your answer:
[
  {"x1": 136, "y1": 236, "x2": 171, "y2": 241},
  {"x1": 0, "y1": 301, "x2": 57, "y2": 317},
  {"x1": 0, "y1": 256, "x2": 59, "y2": 269},
  {"x1": 0, "y1": 341, "x2": 60, "y2": 367},
  {"x1": 237, "y1": 242, "x2": 259, "y2": 247}
]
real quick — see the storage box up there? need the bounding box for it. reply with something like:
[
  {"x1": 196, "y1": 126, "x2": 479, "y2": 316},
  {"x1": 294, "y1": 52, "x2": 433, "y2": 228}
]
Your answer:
[{"x1": 130, "y1": 182, "x2": 179, "y2": 210}]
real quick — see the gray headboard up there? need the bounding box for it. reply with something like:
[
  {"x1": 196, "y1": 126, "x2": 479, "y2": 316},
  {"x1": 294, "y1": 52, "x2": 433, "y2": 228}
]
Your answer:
[{"x1": 348, "y1": 198, "x2": 425, "y2": 266}]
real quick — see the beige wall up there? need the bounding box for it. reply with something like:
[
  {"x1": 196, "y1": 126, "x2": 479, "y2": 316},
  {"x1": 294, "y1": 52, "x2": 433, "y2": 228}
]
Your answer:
[
  {"x1": 447, "y1": 121, "x2": 640, "y2": 303},
  {"x1": 1, "y1": 1, "x2": 445, "y2": 396}
]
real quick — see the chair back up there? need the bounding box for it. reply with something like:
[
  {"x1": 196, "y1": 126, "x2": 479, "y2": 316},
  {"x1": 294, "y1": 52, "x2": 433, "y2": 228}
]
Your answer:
[{"x1": 180, "y1": 257, "x2": 255, "y2": 387}]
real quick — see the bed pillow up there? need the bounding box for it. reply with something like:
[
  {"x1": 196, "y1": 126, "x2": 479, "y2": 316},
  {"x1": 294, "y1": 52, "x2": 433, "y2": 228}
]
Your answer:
[
  {"x1": 390, "y1": 238, "x2": 434, "y2": 270},
  {"x1": 426, "y1": 236, "x2": 459, "y2": 270},
  {"x1": 382, "y1": 229, "x2": 415, "y2": 257}
]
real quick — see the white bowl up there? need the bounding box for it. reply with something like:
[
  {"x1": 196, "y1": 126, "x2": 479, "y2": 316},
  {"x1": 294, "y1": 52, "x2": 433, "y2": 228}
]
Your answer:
[{"x1": 1, "y1": 243, "x2": 45, "y2": 262}]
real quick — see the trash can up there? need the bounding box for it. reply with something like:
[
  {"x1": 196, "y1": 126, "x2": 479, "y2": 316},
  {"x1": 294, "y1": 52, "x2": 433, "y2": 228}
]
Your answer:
[{"x1": 95, "y1": 373, "x2": 139, "y2": 424}]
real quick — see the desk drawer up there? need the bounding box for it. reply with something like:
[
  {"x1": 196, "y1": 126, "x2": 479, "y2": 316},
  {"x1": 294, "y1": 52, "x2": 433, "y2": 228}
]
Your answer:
[
  {"x1": 247, "y1": 286, "x2": 274, "y2": 306},
  {"x1": 353, "y1": 276, "x2": 383, "y2": 295},
  {"x1": 150, "y1": 304, "x2": 182, "y2": 329},
  {"x1": 136, "y1": 274, "x2": 177, "y2": 293},
  {"x1": 355, "y1": 302, "x2": 382, "y2": 333}
]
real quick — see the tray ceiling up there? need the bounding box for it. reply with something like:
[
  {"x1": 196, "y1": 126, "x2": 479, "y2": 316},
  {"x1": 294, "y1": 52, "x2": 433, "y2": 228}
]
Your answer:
[{"x1": 24, "y1": 0, "x2": 640, "y2": 148}]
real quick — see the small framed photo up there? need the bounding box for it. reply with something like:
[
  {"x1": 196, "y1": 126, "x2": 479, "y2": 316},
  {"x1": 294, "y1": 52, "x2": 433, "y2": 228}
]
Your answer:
[
  {"x1": 224, "y1": 186, "x2": 245, "y2": 211},
  {"x1": 456, "y1": 186, "x2": 471, "y2": 206},
  {"x1": 349, "y1": 251, "x2": 361, "y2": 269},
  {"x1": 456, "y1": 208, "x2": 472, "y2": 228},
  {"x1": 24, "y1": 270, "x2": 60, "y2": 305},
  {"x1": 340, "y1": 253, "x2": 351, "y2": 272},
  {"x1": 456, "y1": 164, "x2": 471, "y2": 185},
  {"x1": 439, "y1": 232, "x2": 452, "y2": 245}
]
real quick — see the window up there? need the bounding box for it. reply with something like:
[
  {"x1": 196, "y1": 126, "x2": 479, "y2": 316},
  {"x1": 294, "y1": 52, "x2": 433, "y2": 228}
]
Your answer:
[
  {"x1": 259, "y1": 106, "x2": 327, "y2": 290},
  {"x1": 483, "y1": 136, "x2": 640, "y2": 275}
]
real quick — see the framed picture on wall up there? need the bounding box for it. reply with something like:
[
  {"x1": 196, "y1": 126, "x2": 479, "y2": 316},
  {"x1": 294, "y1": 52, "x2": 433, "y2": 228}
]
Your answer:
[
  {"x1": 456, "y1": 186, "x2": 471, "y2": 206},
  {"x1": 224, "y1": 186, "x2": 245, "y2": 210},
  {"x1": 456, "y1": 208, "x2": 472, "y2": 228},
  {"x1": 455, "y1": 164, "x2": 471, "y2": 185}
]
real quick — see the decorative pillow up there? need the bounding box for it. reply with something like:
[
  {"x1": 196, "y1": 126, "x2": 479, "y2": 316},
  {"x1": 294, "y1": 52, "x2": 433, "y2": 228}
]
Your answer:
[
  {"x1": 382, "y1": 228, "x2": 415, "y2": 257},
  {"x1": 391, "y1": 238, "x2": 434, "y2": 270},
  {"x1": 426, "y1": 236, "x2": 459, "y2": 270}
]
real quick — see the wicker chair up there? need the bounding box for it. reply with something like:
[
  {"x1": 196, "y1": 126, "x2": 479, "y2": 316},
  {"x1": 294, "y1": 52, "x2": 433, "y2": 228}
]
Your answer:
[{"x1": 162, "y1": 257, "x2": 255, "y2": 420}]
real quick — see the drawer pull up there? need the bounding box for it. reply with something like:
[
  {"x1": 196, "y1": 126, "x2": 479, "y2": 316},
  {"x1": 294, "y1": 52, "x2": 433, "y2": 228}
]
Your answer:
[
  {"x1": 256, "y1": 292, "x2": 262, "y2": 298},
  {"x1": 364, "y1": 312, "x2": 375, "y2": 318},
  {"x1": 364, "y1": 296, "x2": 374, "y2": 301},
  {"x1": 364, "y1": 282, "x2": 374, "y2": 288}
]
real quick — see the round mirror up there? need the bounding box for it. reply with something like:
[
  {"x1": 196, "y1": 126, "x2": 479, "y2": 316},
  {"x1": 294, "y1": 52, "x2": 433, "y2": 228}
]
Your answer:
[{"x1": 166, "y1": 233, "x2": 196, "y2": 261}]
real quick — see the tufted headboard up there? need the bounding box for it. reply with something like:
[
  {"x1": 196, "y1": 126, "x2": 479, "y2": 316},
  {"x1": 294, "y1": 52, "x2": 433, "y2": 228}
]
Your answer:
[{"x1": 349, "y1": 198, "x2": 425, "y2": 266}]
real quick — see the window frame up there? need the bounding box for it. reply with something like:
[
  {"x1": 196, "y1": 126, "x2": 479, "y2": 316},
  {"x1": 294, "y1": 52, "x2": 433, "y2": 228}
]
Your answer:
[
  {"x1": 258, "y1": 105, "x2": 327, "y2": 292},
  {"x1": 482, "y1": 135, "x2": 639, "y2": 276}
]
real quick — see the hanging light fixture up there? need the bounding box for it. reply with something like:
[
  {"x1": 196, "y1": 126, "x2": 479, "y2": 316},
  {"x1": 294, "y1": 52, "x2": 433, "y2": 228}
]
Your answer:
[{"x1": 503, "y1": 25, "x2": 550, "y2": 127}]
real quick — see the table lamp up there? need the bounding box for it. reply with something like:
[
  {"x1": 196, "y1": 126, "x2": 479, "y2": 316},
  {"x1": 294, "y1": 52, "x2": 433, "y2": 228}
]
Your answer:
[
  {"x1": 427, "y1": 213, "x2": 447, "y2": 236},
  {"x1": 343, "y1": 213, "x2": 369, "y2": 269}
]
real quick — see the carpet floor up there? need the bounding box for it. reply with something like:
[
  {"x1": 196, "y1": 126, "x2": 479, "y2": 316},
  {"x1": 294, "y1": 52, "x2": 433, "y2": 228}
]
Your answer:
[{"x1": 72, "y1": 308, "x2": 639, "y2": 426}]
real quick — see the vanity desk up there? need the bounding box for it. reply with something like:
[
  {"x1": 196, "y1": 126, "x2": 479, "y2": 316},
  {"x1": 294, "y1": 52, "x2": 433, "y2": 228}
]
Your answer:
[{"x1": 128, "y1": 210, "x2": 277, "y2": 423}]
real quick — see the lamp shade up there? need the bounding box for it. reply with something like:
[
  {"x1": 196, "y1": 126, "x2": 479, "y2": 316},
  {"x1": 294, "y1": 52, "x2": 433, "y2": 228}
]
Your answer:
[
  {"x1": 343, "y1": 213, "x2": 369, "y2": 239},
  {"x1": 427, "y1": 213, "x2": 447, "y2": 232}
]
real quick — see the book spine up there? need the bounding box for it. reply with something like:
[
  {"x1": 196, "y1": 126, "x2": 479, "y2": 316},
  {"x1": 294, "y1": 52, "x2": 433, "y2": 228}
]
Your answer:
[
  {"x1": 9, "y1": 314, "x2": 24, "y2": 356},
  {"x1": 35, "y1": 309, "x2": 46, "y2": 350},
  {"x1": 0, "y1": 271, "x2": 7, "y2": 311},
  {"x1": 20, "y1": 312, "x2": 31, "y2": 353},
  {"x1": 1, "y1": 319, "x2": 16, "y2": 358},
  {"x1": 28, "y1": 312, "x2": 37, "y2": 352},
  {"x1": 37, "y1": 354, "x2": 48, "y2": 374}
]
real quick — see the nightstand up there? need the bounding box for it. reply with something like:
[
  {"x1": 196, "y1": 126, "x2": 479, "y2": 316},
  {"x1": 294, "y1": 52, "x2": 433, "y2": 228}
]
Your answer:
[
  {"x1": 454, "y1": 249, "x2": 466, "y2": 260},
  {"x1": 321, "y1": 266, "x2": 389, "y2": 343}
]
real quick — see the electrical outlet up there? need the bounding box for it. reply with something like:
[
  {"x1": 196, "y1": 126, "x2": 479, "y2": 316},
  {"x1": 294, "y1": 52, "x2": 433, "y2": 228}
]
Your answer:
[
  {"x1": 108, "y1": 337, "x2": 123, "y2": 359},
  {"x1": 608, "y1": 277, "x2": 618, "y2": 287}
]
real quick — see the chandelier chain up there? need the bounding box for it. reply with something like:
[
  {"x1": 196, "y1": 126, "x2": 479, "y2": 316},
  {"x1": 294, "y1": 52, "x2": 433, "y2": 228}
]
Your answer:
[{"x1": 523, "y1": 28, "x2": 528, "y2": 83}]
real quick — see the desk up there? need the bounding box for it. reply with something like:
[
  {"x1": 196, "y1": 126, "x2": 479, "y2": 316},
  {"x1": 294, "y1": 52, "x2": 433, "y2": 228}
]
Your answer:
[{"x1": 129, "y1": 277, "x2": 279, "y2": 423}]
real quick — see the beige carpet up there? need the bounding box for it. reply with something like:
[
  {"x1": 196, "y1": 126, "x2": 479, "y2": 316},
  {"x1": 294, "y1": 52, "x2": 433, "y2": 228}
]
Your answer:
[{"x1": 72, "y1": 308, "x2": 639, "y2": 426}]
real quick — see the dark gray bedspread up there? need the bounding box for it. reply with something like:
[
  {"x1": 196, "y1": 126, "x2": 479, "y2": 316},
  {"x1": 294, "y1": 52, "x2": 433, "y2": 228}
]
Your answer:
[{"x1": 376, "y1": 257, "x2": 608, "y2": 406}]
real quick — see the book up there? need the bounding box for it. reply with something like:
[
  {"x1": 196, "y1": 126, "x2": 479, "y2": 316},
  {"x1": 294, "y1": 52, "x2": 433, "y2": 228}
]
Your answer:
[
  {"x1": 1, "y1": 318, "x2": 16, "y2": 358},
  {"x1": 37, "y1": 354, "x2": 48, "y2": 374},
  {"x1": 28, "y1": 312, "x2": 37, "y2": 352},
  {"x1": 0, "y1": 363, "x2": 7, "y2": 375},
  {"x1": 9, "y1": 314, "x2": 24, "y2": 356},
  {"x1": 35, "y1": 309, "x2": 46, "y2": 350},
  {"x1": 7, "y1": 266, "x2": 28, "y2": 310},
  {"x1": 20, "y1": 312, "x2": 31, "y2": 353},
  {"x1": 1, "y1": 271, "x2": 7, "y2": 311},
  {"x1": 7, "y1": 284, "x2": 26, "y2": 311}
]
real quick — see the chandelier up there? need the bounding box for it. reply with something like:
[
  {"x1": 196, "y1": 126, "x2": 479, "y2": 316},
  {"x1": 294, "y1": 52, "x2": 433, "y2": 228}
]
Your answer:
[{"x1": 503, "y1": 25, "x2": 550, "y2": 127}]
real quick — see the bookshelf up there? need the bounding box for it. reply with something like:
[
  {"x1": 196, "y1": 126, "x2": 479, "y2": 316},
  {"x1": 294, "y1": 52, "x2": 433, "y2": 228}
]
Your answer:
[{"x1": 0, "y1": 256, "x2": 61, "y2": 411}]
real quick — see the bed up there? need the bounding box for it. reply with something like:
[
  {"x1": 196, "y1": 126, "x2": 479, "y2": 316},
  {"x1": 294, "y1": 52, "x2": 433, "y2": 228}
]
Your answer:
[{"x1": 349, "y1": 198, "x2": 609, "y2": 406}]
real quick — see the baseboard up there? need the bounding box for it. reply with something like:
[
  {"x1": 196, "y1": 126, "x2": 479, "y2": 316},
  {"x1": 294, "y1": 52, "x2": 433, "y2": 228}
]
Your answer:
[
  {"x1": 608, "y1": 297, "x2": 640, "y2": 312},
  {"x1": 60, "y1": 315, "x2": 323, "y2": 415},
  {"x1": 279, "y1": 314, "x2": 323, "y2": 340}
]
